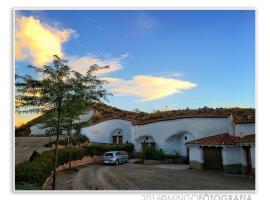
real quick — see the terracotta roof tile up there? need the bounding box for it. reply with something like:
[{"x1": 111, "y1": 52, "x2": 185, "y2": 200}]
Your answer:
[
  {"x1": 238, "y1": 134, "x2": 255, "y2": 143},
  {"x1": 187, "y1": 133, "x2": 255, "y2": 145}
]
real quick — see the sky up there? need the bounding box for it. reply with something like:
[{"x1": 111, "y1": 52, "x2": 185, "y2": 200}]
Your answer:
[{"x1": 15, "y1": 10, "x2": 255, "y2": 127}]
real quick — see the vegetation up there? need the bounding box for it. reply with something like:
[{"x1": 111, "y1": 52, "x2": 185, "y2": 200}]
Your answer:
[
  {"x1": 138, "y1": 145, "x2": 187, "y2": 164},
  {"x1": 15, "y1": 55, "x2": 111, "y2": 189},
  {"x1": 15, "y1": 143, "x2": 134, "y2": 190},
  {"x1": 44, "y1": 135, "x2": 90, "y2": 147},
  {"x1": 140, "y1": 145, "x2": 166, "y2": 160},
  {"x1": 29, "y1": 150, "x2": 41, "y2": 161}
]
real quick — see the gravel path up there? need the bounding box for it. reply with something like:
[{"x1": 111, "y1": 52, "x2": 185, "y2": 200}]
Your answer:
[{"x1": 51, "y1": 163, "x2": 255, "y2": 190}]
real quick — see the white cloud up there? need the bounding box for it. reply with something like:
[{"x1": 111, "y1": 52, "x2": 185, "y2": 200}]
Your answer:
[
  {"x1": 15, "y1": 16, "x2": 76, "y2": 65},
  {"x1": 68, "y1": 54, "x2": 128, "y2": 75},
  {"x1": 103, "y1": 75, "x2": 197, "y2": 102}
]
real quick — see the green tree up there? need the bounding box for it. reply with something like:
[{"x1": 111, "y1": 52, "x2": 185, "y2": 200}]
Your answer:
[{"x1": 15, "y1": 55, "x2": 111, "y2": 189}]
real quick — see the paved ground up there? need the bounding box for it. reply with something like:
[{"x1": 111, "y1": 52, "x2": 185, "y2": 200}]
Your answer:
[
  {"x1": 15, "y1": 136, "x2": 66, "y2": 164},
  {"x1": 50, "y1": 162, "x2": 255, "y2": 190}
]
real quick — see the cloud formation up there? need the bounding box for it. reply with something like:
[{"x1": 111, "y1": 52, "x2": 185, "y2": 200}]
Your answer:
[
  {"x1": 69, "y1": 54, "x2": 128, "y2": 76},
  {"x1": 103, "y1": 75, "x2": 197, "y2": 102},
  {"x1": 15, "y1": 16, "x2": 76, "y2": 65}
]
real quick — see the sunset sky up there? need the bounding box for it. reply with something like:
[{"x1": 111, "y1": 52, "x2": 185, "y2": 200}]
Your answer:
[{"x1": 15, "y1": 10, "x2": 255, "y2": 127}]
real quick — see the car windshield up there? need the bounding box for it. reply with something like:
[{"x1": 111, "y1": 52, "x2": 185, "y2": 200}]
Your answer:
[{"x1": 104, "y1": 153, "x2": 113, "y2": 156}]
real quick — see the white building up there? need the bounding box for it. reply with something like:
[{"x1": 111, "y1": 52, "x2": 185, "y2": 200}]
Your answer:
[{"x1": 29, "y1": 111, "x2": 255, "y2": 175}]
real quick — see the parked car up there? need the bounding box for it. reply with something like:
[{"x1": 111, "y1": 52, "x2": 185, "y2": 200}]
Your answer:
[{"x1": 102, "y1": 151, "x2": 128, "y2": 165}]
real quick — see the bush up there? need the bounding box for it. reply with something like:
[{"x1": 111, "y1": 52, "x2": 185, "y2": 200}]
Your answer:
[
  {"x1": 15, "y1": 151, "x2": 54, "y2": 187},
  {"x1": 15, "y1": 182, "x2": 41, "y2": 190},
  {"x1": 29, "y1": 150, "x2": 41, "y2": 161},
  {"x1": 141, "y1": 145, "x2": 166, "y2": 160}
]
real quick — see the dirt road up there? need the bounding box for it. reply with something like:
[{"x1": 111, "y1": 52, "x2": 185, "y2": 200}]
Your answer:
[{"x1": 50, "y1": 163, "x2": 255, "y2": 190}]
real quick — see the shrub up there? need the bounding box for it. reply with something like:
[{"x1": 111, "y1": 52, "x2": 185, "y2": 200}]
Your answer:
[
  {"x1": 15, "y1": 151, "x2": 54, "y2": 187},
  {"x1": 29, "y1": 150, "x2": 41, "y2": 161},
  {"x1": 141, "y1": 145, "x2": 166, "y2": 160},
  {"x1": 15, "y1": 182, "x2": 41, "y2": 190}
]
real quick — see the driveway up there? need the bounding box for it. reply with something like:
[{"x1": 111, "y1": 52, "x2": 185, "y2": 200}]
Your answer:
[{"x1": 48, "y1": 163, "x2": 255, "y2": 190}]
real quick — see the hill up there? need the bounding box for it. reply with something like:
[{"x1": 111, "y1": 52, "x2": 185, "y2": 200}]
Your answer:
[{"x1": 15, "y1": 103, "x2": 255, "y2": 136}]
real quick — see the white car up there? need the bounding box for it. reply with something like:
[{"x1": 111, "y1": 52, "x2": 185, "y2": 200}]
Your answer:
[{"x1": 102, "y1": 151, "x2": 128, "y2": 165}]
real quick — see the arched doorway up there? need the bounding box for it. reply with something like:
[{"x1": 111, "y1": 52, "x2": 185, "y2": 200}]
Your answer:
[
  {"x1": 164, "y1": 132, "x2": 194, "y2": 157},
  {"x1": 136, "y1": 135, "x2": 156, "y2": 150},
  {"x1": 111, "y1": 129, "x2": 123, "y2": 144}
]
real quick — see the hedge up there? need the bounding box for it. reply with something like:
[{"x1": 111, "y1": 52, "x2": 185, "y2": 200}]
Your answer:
[
  {"x1": 140, "y1": 145, "x2": 166, "y2": 160},
  {"x1": 15, "y1": 143, "x2": 134, "y2": 189}
]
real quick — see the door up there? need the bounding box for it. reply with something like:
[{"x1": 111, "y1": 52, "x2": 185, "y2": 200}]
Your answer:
[
  {"x1": 112, "y1": 136, "x2": 117, "y2": 144},
  {"x1": 186, "y1": 148, "x2": 190, "y2": 164},
  {"x1": 118, "y1": 136, "x2": 123, "y2": 144},
  {"x1": 203, "y1": 147, "x2": 223, "y2": 170},
  {"x1": 243, "y1": 146, "x2": 252, "y2": 175}
]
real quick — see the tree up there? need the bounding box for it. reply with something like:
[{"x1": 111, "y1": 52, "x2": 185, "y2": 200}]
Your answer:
[{"x1": 15, "y1": 55, "x2": 111, "y2": 189}]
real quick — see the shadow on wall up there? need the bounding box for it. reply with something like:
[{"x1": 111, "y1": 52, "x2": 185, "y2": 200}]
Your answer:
[
  {"x1": 164, "y1": 132, "x2": 194, "y2": 156},
  {"x1": 135, "y1": 135, "x2": 157, "y2": 151}
]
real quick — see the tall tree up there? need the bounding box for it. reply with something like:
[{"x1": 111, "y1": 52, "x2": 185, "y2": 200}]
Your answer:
[{"x1": 15, "y1": 55, "x2": 111, "y2": 189}]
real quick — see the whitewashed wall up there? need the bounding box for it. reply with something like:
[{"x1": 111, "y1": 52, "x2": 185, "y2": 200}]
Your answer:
[
  {"x1": 30, "y1": 124, "x2": 76, "y2": 136},
  {"x1": 240, "y1": 144, "x2": 255, "y2": 169},
  {"x1": 189, "y1": 145, "x2": 203, "y2": 163},
  {"x1": 30, "y1": 124, "x2": 50, "y2": 135},
  {"x1": 29, "y1": 112, "x2": 94, "y2": 136},
  {"x1": 81, "y1": 119, "x2": 133, "y2": 144},
  {"x1": 133, "y1": 118, "x2": 230, "y2": 155},
  {"x1": 235, "y1": 123, "x2": 255, "y2": 136},
  {"x1": 222, "y1": 146, "x2": 241, "y2": 165}
]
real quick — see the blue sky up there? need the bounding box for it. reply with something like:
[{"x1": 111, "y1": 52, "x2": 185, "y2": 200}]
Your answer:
[{"x1": 15, "y1": 10, "x2": 255, "y2": 125}]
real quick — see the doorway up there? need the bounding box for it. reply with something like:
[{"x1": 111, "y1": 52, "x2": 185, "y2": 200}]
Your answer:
[
  {"x1": 243, "y1": 146, "x2": 252, "y2": 175},
  {"x1": 203, "y1": 147, "x2": 223, "y2": 170}
]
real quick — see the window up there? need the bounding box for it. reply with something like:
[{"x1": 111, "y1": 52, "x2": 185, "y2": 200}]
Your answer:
[
  {"x1": 185, "y1": 136, "x2": 187, "y2": 140},
  {"x1": 104, "y1": 153, "x2": 113, "y2": 157}
]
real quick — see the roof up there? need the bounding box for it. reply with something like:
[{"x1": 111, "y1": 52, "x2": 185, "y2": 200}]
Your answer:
[
  {"x1": 187, "y1": 133, "x2": 255, "y2": 145},
  {"x1": 238, "y1": 134, "x2": 255, "y2": 143},
  {"x1": 133, "y1": 115, "x2": 229, "y2": 125}
]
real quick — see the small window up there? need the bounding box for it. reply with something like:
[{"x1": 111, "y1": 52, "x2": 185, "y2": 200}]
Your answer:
[{"x1": 185, "y1": 136, "x2": 187, "y2": 140}]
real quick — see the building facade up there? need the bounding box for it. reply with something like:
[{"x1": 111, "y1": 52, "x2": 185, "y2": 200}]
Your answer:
[{"x1": 29, "y1": 112, "x2": 255, "y2": 175}]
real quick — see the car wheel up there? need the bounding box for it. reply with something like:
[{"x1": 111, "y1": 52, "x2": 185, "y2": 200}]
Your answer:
[
  {"x1": 115, "y1": 160, "x2": 119, "y2": 165},
  {"x1": 126, "y1": 158, "x2": 129, "y2": 163}
]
